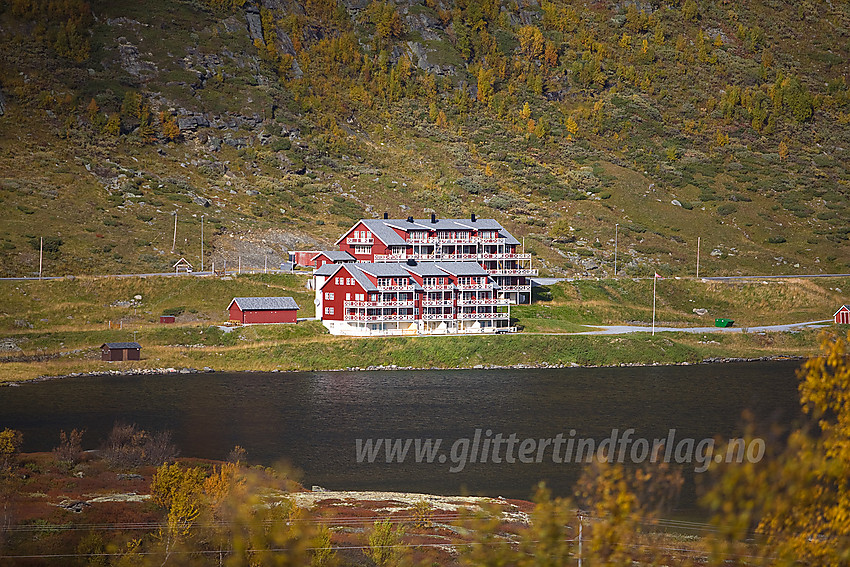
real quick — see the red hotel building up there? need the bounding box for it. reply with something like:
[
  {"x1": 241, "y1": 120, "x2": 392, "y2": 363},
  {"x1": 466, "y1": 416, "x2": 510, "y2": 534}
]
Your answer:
[
  {"x1": 314, "y1": 261, "x2": 513, "y2": 336},
  {"x1": 333, "y1": 214, "x2": 535, "y2": 305}
]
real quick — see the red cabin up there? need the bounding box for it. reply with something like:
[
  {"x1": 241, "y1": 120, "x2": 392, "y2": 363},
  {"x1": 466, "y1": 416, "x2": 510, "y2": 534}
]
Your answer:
[
  {"x1": 835, "y1": 305, "x2": 850, "y2": 324},
  {"x1": 228, "y1": 297, "x2": 299, "y2": 324},
  {"x1": 101, "y1": 342, "x2": 141, "y2": 361}
]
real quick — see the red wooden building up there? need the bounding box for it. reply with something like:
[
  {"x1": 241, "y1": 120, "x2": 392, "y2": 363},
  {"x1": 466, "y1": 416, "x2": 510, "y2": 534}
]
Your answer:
[
  {"x1": 101, "y1": 342, "x2": 142, "y2": 361},
  {"x1": 835, "y1": 305, "x2": 850, "y2": 324},
  {"x1": 228, "y1": 297, "x2": 299, "y2": 324},
  {"x1": 289, "y1": 250, "x2": 321, "y2": 268}
]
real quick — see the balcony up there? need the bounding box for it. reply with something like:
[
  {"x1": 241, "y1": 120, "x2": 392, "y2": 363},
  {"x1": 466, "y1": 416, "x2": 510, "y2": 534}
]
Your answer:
[
  {"x1": 377, "y1": 283, "x2": 414, "y2": 291},
  {"x1": 456, "y1": 283, "x2": 492, "y2": 291},
  {"x1": 487, "y1": 268, "x2": 539, "y2": 276},
  {"x1": 346, "y1": 235, "x2": 374, "y2": 244},
  {"x1": 422, "y1": 312, "x2": 455, "y2": 321},
  {"x1": 456, "y1": 298, "x2": 511, "y2": 306},
  {"x1": 373, "y1": 254, "x2": 409, "y2": 262},
  {"x1": 422, "y1": 299, "x2": 454, "y2": 307},
  {"x1": 345, "y1": 300, "x2": 414, "y2": 309},
  {"x1": 345, "y1": 313, "x2": 415, "y2": 322},
  {"x1": 500, "y1": 285, "x2": 532, "y2": 293},
  {"x1": 480, "y1": 252, "x2": 532, "y2": 260},
  {"x1": 422, "y1": 283, "x2": 454, "y2": 291},
  {"x1": 456, "y1": 311, "x2": 510, "y2": 320}
]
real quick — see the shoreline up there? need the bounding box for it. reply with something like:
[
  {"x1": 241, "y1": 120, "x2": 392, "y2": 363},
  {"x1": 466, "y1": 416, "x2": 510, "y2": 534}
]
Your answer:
[{"x1": 4, "y1": 354, "x2": 806, "y2": 386}]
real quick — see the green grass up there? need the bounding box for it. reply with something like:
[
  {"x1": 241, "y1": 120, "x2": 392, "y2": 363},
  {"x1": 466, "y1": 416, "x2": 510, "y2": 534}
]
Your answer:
[{"x1": 0, "y1": 275, "x2": 843, "y2": 383}]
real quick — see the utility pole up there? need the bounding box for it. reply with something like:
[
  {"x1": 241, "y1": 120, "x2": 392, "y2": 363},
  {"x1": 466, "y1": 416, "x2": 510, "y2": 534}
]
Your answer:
[
  {"x1": 238, "y1": 256, "x2": 241, "y2": 274},
  {"x1": 200, "y1": 215, "x2": 204, "y2": 272},
  {"x1": 171, "y1": 212, "x2": 177, "y2": 253},
  {"x1": 614, "y1": 223, "x2": 618, "y2": 278},
  {"x1": 39, "y1": 237, "x2": 43, "y2": 280},
  {"x1": 696, "y1": 236, "x2": 701, "y2": 279},
  {"x1": 652, "y1": 273, "x2": 658, "y2": 336},
  {"x1": 264, "y1": 255, "x2": 267, "y2": 273},
  {"x1": 577, "y1": 514, "x2": 583, "y2": 567}
]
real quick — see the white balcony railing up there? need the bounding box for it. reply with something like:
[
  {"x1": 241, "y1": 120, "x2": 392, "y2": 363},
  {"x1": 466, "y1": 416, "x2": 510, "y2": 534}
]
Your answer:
[
  {"x1": 422, "y1": 312, "x2": 455, "y2": 321},
  {"x1": 373, "y1": 254, "x2": 408, "y2": 262},
  {"x1": 345, "y1": 313, "x2": 415, "y2": 322},
  {"x1": 500, "y1": 285, "x2": 532, "y2": 293},
  {"x1": 457, "y1": 283, "x2": 492, "y2": 291},
  {"x1": 456, "y1": 298, "x2": 511, "y2": 306},
  {"x1": 457, "y1": 311, "x2": 510, "y2": 320},
  {"x1": 345, "y1": 300, "x2": 414, "y2": 309},
  {"x1": 422, "y1": 299, "x2": 454, "y2": 307},
  {"x1": 479, "y1": 253, "x2": 532, "y2": 260},
  {"x1": 422, "y1": 283, "x2": 454, "y2": 291},
  {"x1": 346, "y1": 235, "x2": 373, "y2": 244},
  {"x1": 377, "y1": 284, "x2": 414, "y2": 291},
  {"x1": 487, "y1": 268, "x2": 539, "y2": 276}
]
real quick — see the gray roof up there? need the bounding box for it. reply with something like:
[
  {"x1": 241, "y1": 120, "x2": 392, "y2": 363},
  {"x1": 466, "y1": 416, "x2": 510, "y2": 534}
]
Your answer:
[
  {"x1": 102, "y1": 342, "x2": 141, "y2": 349},
  {"x1": 355, "y1": 263, "x2": 414, "y2": 277},
  {"x1": 402, "y1": 262, "x2": 449, "y2": 277},
  {"x1": 435, "y1": 262, "x2": 489, "y2": 276},
  {"x1": 335, "y1": 218, "x2": 520, "y2": 246},
  {"x1": 335, "y1": 219, "x2": 407, "y2": 246},
  {"x1": 313, "y1": 250, "x2": 355, "y2": 262},
  {"x1": 230, "y1": 297, "x2": 300, "y2": 311},
  {"x1": 314, "y1": 263, "x2": 343, "y2": 276}
]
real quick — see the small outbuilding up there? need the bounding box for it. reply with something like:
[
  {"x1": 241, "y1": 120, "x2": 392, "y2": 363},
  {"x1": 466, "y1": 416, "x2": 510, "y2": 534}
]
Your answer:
[
  {"x1": 159, "y1": 315, "x2": 176, "y2": 324},
  {"x1": 173, "y1": 258, "x2": 193, "y2": 273},
  {"x1": 228, "y1": 297, "x2": 300, "y2": 325},
  {"x1": 101, "y1": 342, "x2": 142, "y2": 361},
  {"x1": 835, "y1": 305, "x2": 850, "y2": 324}
]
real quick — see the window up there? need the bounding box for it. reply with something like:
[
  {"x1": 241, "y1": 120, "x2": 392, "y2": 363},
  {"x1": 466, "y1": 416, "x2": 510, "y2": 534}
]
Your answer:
[
  {"x1": 325, "y1": 292, "x2": 334, "y2": 300},
  {"x1": 355, "y1": 245, "x2": 371, "y2": 254},
  {"x1": 356, "y1": 293, "x2": 364, "y2": 301},
  {"x1": 347, "y1": 278, "x2": 354, "y2": 286},
  {"x1": 346, "y1": 293, "x2": 351, "y2": 301},
  {"x1": 324, "y1": 307, "x2": 334, "y2": 315}
]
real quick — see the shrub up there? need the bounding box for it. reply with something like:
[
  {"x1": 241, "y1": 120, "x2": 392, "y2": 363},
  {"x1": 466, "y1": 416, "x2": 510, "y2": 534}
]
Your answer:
[
  {"x1": 54, "y1": 429, "x2": 85, "y2": 465},
  {"x1": 717, "y1": 204, "x2": 737, "y2": 216},
  {"x1": 766, "y1": 236, "x2": 787, "y2": 244},
  {"x1": 162, "y1": 306, "x2": 186, "y2": 317},
  {"x1": 101, "y1": 423, "x2": 178, "y2": 469}
]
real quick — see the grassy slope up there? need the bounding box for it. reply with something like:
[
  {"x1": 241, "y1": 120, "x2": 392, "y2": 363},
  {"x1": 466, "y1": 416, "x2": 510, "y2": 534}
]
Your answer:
[
  {"x1": 1, "y1": 274, "x2": 845, "y2": 382},
  {"x1": 0, "y1": 0, "x2": 848, "y2": 280}
]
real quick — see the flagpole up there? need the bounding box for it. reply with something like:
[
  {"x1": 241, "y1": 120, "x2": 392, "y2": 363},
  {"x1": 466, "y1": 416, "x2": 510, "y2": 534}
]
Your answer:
[{"x1": 652, "y1": 274, "x2": 656, "y2": 336}]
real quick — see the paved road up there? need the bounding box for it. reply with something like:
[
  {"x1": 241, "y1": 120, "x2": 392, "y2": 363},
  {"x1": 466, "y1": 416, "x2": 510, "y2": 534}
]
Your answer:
[
  {"x1": 0, "y1": 269, "x2": 299, "y2": 281},
  {"x1": 533, "y1": 274, "x2": 850, "y2": 286},
  {"x1": 572, "y1": 320, "x2": 832, "y2": 335}
]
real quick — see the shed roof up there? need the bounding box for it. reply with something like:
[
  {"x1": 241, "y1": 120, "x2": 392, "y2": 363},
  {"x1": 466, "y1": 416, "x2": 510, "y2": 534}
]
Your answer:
[
  {"x1": 314, "y1": 263, "x2": 343, "y2": 277},
  {"x1": 312, "y1": 250, "x2": 355, "y2": 262},
  {"x1": 229, "y1": 297, "x2": 300, "y2": 311},
  {"x1": 835, "y1": 305, "x2": 850, "y2": 315},
  {"x1": 102, "y1": 342, "x2": 142, "y2": 349}
]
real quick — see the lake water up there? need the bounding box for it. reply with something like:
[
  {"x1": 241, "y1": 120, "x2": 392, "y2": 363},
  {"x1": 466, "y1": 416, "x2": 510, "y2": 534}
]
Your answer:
[{"x1": 0, "y1": 360, "x2": 803, "y2": 511}]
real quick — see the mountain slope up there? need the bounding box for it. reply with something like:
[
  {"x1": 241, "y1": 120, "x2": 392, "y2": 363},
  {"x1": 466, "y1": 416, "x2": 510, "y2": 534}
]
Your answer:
[{"x1": 0, "y1": 0, "x2": 848, "y2": 277}]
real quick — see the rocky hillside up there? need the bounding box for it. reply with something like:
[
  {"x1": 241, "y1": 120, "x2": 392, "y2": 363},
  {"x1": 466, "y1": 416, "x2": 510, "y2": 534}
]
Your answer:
[{"x1": 0, "y1": 0, "x2": 848, "y2": 277}]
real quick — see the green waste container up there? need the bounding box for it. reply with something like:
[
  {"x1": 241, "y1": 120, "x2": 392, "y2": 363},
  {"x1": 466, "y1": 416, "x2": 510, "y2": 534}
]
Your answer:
[{"x1": 715, "y1": 318, "x2": 734, "y2": 327}]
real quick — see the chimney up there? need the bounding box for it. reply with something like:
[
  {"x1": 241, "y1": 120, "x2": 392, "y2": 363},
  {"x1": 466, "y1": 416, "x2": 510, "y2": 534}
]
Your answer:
[
  {"x1": 383, "y1": 212, "x2": 388, "y2": 219},
  {"x1": 407, "y1": 258, "x2": 416, "y2": 266},
  {"x1": 471, "y1": 213, "x2": 476, "y2": 222},
  {"x1": 431, "y1": 213, "x2": 437, "y2": 223},
  {"x1": 407, "y1": 216, "x2": 414, "y2": 223}
]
